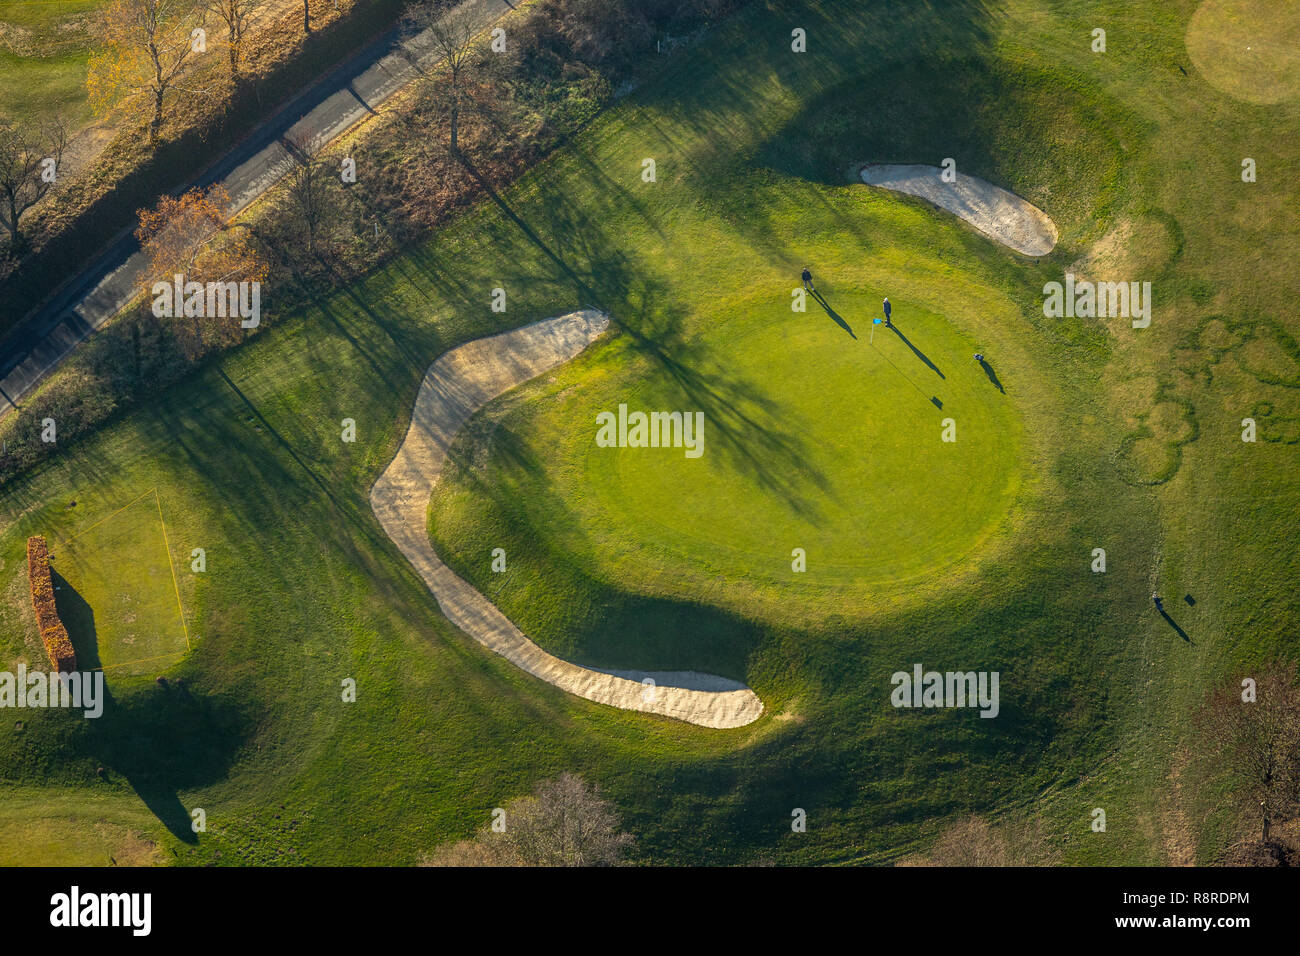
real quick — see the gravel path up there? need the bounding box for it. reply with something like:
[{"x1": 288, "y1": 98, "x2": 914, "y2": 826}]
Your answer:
[
  {"x1": 370, "y1": 310, "x2": 766, "y2": 729},
  {"x1": 859, "y1": 163, "x2": 1058, "y2": 256}
]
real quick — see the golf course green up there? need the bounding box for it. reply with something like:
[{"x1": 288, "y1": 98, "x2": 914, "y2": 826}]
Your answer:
[{"x1": 1, "y1": 0, "x2": 1296, "y2": 866}]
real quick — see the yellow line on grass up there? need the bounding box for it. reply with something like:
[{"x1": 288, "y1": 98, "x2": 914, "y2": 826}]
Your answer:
[
  {"x1": 97, "y1": 650, "x2": 188, "y2": 672},
  {"x1": 155, "y1": 489, "x2": 193, "y2": 653},
  {"x1": 62, "y1": 487, "x2": 158, "y2": 544}
]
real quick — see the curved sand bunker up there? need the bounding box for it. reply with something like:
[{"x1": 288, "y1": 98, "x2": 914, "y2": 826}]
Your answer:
[
  {"x1": 859, "y1": 164, "x2": 1058, "y2": 256},
  {"x1": 371, "y1": 310, "x2": 765, "y2": 729}
]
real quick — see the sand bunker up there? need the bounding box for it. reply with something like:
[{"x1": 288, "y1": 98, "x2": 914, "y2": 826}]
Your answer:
[
  {"x1": 1185, "y1": 0, "x2": 1300, "y2": 105},
  {"x1": 370, "y1": 310, "x2": 765, "y2": 729},
  {"x1": 859, "y1": 164, "x2": 1058, "y2": 256}
]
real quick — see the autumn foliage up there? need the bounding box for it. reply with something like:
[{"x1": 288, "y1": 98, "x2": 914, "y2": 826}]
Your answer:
[
  {"x1": 135, "y1": 184, "x2": 269, "y2": 359},
  {"x1": 26, "y1": 536, "x2": 77, "y2": 673}
]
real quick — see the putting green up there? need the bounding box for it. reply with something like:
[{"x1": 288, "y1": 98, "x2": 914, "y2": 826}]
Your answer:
[
  {"x1": 1185, "y1": 0, "x2": 1300, "y2": 105},
  {"x1": 433, "y1": 288, "x2": 1030, "y2": 624}
]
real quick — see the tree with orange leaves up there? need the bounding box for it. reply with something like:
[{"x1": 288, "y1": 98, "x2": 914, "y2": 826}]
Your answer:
[{"x1": 136, "y1": 184, "x2": 269, "y2": 358}]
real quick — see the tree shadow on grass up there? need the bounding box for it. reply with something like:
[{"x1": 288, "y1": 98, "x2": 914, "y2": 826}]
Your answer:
[
  {"x1": 81, "y1": 680, "x2": 250, "y2": 846},
  {"x1": 444, "y1": 157, "x2": 834, "y2": 517},
  {"x1": 440, "y1": 418, "x2": 767, "y2": 679}
]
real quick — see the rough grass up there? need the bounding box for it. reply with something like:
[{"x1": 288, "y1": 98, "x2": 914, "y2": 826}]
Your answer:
[
  {"x1": 0, "y1": 789, "x2": 162, "y2": 865},
  {"x1": 0, "y1": 0, "x2": 99, "y2": 125}
]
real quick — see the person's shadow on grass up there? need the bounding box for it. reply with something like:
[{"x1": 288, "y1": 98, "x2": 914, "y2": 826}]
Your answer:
[
  {"x1": 810, "y1": 290, "x2": 856, "y2": 339},
  {"x1": 977, "y1": 356, "x2": 1005, "y2": 393},
  {"x1": 1158, "y1": 606, "x2": 1192, "y2": 643},
  {"x1": 887, "y1": 323, "x2": 944, "y2": 378}
]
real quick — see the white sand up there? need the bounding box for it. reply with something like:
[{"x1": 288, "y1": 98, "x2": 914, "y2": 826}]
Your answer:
[
  {"x1": 370, "y1": 310, "x2": 765, "y2": 729},
  {"x1": 859, "y1": 164, "x2": 1058, "y2": 256}
]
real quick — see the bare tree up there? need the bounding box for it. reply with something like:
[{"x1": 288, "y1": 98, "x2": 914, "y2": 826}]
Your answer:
[
  {"x1": 0, "y1": 117, "x2": 68, "y2": 249},
  {"x1": 206, "y1": 0, "x2": 260, "y2": 80},
  {"x1": 282, "y1": 130, "x2": 333, "y2": 258},
  {"x1": 1198, "y1": 661, "x2": 1300, "y2": 847},
  {"x1": 403, "y1": 1, "x2": 481, "y2": 159},
  {"x1": 420, "y1": 773, "x2": 633, "y2": 867},
  {"x1": 87, "y1": 0, "x2": 208, "y2": 144}
]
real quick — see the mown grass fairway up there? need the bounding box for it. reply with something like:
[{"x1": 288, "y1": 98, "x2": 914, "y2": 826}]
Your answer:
[
  {"x1": 0, "y1": 789, "x2": 162, "y2": 865},
  {"x1": 0, "y1": 0, "x2": 1297, "y2": 866}
]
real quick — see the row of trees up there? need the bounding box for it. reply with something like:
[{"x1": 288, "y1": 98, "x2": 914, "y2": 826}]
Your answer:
[
  {"x1": 1, "y1": 0, "x2": 347, "y2": 252},
  {"x1": 3, "y1": 0, "x2": 752, "y2": 480},
  {"x1": 87, "y1": 0, "x2": 334, "y2": 144}
]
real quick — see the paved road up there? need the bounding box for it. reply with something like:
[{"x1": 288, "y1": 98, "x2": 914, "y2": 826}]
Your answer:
[
  {"x1": 0, "y1": 0, "x2": 515, "y2": 419},
  {"x1": 369, "y1": 310, "x2": 766, "y2": 729}
]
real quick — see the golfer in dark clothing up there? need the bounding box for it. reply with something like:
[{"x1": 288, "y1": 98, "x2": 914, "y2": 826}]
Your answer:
[
  {"x1": 801, "y1": 268, "x2": 814, "y2": 292},
  {"x1": 883, "y1": 297, "x2": 892, "y2": 326}
]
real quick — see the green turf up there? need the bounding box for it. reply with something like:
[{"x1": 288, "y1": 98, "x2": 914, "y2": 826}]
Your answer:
[
  {"x1": 0, "y1": 788, "x2": 163, "y2": 865},
  {"x1": 0, "y1": 0, "x2": 1296, "y2": 866},
  {"x1": 0, "y1": 1, "x2": 100, "y2": 126},
  {"x1": 431, "y1": 288, "x2": 1029, "y2": 632},
  {"x1": 51, "y1": 488, "x2": 191, "y2": 675}
]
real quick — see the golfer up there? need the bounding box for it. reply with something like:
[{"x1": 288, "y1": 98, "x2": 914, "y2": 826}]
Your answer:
[
  {"x1": 801, "y1": 267, "x2": 814, "y2": 292},
  {"x1": 883, "y1": 297, "x2": 892, "y2": 326}
]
